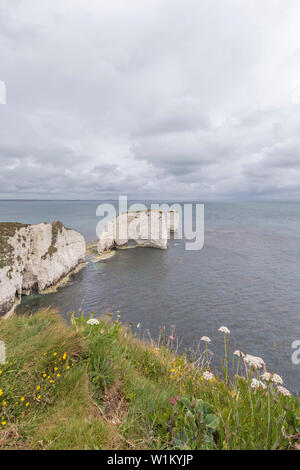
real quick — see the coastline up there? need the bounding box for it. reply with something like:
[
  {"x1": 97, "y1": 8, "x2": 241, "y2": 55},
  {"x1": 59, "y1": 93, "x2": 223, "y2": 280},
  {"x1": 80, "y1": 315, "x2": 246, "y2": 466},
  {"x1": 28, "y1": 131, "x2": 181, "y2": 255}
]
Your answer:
[
  {"x1": 40, "y1": 261, "x2": 87, "y2": 294},
  {"x1": 0, "y1": 309, "x2": 298, "y2": 450},
  {"x1": 92, "y1": 251, "x2": 116, "y2": 262},
  {"x1": 2, "y1": 297, "x2": 21, "y2": 320}
]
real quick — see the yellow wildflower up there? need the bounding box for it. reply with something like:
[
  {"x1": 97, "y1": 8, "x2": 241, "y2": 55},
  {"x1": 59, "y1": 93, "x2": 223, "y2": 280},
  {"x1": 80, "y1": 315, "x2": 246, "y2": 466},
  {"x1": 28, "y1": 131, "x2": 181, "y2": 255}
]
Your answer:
[
  {"x1": 0, "y1": 390, "x2": 3, "y2": 396},
  {"x1": 54, "y1": 367, "x2": 58, "y2": 372},
  {"x1": 53, "y1": 352, "x2": 57, "y2": 356},
  {"x1": 20, "y1": 397, "x2": 25, "y2": 402},
  {"x1": 36, "y1": 385, "x2": 40, "y2": 391},
  {"x1": 1, "y1": 421, "x2": 6, "y2": 426},
  {"x1": 25, "y1": 402, "x2": 29, "y2": 407},
  {"x1": 2, "y1": 401, "x2": 7, "y2": 407},
  {"x1": 43, "y1": 374, "x2": 47, "y2": 378},
  {"x1": 66, "y1": 366, "x2": 70, "y2": 370},
  {"x1": 37, "y1": 395, "x2": 41, "y2": 400}
]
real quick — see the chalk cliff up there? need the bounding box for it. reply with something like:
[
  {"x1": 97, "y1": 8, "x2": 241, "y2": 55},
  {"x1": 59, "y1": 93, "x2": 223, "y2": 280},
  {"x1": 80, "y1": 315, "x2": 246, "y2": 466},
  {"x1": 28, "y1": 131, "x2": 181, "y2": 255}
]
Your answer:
[
  {"x1": 0, "y1": 222, "x2": 86, "y2": 317},
  {"x1": 97, "y1": 210, "x2": 179, "y2": 254}
]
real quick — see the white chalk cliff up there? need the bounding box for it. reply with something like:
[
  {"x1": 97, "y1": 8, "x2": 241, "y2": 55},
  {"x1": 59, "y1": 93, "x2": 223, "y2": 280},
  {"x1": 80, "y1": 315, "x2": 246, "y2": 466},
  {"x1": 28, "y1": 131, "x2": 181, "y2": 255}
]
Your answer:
[
  {"x1": 0, "y1": 222, "x2": 86, "y2": 317},
  {"x1": 97, "y1": 210, "x2": 179, "y2": 254}
]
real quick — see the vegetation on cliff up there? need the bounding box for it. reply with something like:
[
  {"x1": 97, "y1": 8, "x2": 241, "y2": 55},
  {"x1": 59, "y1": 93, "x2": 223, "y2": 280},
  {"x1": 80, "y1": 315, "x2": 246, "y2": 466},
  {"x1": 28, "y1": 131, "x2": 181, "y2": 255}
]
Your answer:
[
  {"x1": 0, "y1": 223, "x2": 28, "y2": 269},
  {"x1": 41, "y1": 221, "x2": 64, "y2": 260},
  {"x1": 0, "y1": 310, "x2": 299, "y2": 450}
]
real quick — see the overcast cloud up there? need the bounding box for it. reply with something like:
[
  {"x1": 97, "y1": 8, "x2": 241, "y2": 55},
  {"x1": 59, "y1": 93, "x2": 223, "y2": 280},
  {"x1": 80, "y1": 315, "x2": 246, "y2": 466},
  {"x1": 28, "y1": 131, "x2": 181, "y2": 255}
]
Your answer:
[{"x1": 0, "y1": 0, "x2": 300, "y2": 200}]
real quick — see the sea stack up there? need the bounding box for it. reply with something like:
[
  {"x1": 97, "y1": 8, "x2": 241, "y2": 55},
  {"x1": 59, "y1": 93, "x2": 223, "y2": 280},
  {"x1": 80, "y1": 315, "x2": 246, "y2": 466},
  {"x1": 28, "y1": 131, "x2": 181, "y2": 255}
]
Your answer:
[
  {"x1": 0, "y1": 221, "x2": 86, "y2": 317},
  {"x1": 97, "y1": 210, "x2": 179, "y2": 255}
]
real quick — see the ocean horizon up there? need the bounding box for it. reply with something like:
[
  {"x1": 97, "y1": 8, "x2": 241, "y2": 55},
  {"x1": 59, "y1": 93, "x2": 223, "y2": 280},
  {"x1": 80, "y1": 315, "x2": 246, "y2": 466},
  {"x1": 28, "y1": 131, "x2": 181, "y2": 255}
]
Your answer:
[{"x1": 1, "y1": 199, "x2": 299, "y2": 395}]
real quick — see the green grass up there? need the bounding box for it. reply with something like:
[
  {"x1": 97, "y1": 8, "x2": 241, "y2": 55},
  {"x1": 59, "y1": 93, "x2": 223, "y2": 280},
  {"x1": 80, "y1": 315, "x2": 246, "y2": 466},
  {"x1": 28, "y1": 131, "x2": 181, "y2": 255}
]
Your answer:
[
  {"x1": 0, "y1": 310, "x2": 116, "y2": 449},
  {"x1": 0, "y1": 310, "x2": 299, "y2": 450},
  {"x1": 0, "y1": 222, "x2": 28, "y2": 268}
]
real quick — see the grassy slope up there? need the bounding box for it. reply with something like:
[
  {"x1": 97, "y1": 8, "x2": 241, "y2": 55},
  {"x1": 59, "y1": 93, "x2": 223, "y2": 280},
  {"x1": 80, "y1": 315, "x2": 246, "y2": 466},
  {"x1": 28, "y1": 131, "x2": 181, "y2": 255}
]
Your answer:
[{"x1": 0, "y1": 310, "x2": 299, "y2": 450}]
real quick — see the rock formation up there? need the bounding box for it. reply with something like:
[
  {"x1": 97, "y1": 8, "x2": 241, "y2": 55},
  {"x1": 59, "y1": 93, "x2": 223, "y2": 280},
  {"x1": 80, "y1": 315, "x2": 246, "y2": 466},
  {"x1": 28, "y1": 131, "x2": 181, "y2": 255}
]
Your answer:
[
  {"x1": 97, "y1": 210, "x2": 179, "y2": 255},
  {"x1": 167, "y1": 210, "x2": 180, "y2": 233},
  {"x1": 0, "y1": 221, "x2": 86, "y2": 317}
]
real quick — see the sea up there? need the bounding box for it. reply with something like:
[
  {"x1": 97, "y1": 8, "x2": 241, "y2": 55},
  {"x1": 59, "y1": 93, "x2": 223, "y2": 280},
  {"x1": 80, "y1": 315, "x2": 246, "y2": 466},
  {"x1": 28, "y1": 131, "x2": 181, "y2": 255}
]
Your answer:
[{"x1": 0, "y1": 199, "x2": 299, "y2": 394}]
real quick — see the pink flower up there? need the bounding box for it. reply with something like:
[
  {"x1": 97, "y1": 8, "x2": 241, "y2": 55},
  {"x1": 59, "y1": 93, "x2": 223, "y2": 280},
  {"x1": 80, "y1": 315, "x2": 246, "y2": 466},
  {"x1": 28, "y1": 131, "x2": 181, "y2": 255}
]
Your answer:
[
  {"x1": 168, "y1": 336, "x2": 175, "y2": 341},
  {"x1": 295, "y1": 444, "x2": 300, "y2": 450},
  {"x1": 170, "y1": 397, "x2": 176, "y2": 405},
  {"x1": 277, "y1": 386, "x2": 291, "y2": 397}
]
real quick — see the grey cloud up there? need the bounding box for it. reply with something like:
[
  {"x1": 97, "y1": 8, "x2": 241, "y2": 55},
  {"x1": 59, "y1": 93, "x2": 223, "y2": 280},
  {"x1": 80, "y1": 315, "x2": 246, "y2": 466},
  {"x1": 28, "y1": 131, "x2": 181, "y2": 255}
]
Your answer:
[
  {"x1": 260, "y1": 140, "x2": 300, "y2": 169},
  {"x1": 0, "y1": 0, "x2": 300, "y2": 199},
  {"x1": 133, "y1": 97, "x2": 210, "y2": 137}
]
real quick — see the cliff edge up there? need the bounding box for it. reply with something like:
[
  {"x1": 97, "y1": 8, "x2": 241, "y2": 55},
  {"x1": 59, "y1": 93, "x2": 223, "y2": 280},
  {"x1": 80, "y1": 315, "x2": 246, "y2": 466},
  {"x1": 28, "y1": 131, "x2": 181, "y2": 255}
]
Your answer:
[{"x1": 0, "y1": 221, "x2": 86, "y2": 317}]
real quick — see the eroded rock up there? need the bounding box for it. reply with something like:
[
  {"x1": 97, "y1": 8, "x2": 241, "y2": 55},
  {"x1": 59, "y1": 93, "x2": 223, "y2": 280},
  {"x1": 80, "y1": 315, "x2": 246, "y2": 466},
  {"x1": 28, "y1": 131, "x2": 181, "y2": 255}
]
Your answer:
[
  {"x1": 97, "y1": 210, "x2": 170, "y2": 254},
  {"x1": 0, "y1": 221, "x2": 86, "y2": 317}
]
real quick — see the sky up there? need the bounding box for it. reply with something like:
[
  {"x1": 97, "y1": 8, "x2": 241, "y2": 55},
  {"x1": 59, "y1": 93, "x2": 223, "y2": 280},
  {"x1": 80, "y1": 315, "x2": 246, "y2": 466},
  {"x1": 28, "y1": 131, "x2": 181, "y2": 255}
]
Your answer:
[{"x1": 0, "y1": 0, "x2": 300, "y2": 200}]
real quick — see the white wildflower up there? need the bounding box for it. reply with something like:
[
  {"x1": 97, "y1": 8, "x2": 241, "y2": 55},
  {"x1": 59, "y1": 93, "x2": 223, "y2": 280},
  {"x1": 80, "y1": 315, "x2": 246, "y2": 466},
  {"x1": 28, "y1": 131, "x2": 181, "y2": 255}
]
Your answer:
[
  {"x1": 218, "y1": 326, "x2": 230, "y2": 334},
  {"x1": 87, "y1": 318, "x2": 100, "y2": 326},
  {"x1": 136, "y1": 323, "x2": 141, "y2": 329},
  {"x1": 261, "y1": 372, "x2": 272, "y2": 381},
  {"x1": 277, "y1": 386, "x2": 291, "y2": 397},
  {"x1": 251, "y1": 378, "x2": 266, "y2": 390},
  {"x1": 203, "y1": 371, "x2": 214, "y2": 381},
  {"x1": 233, "y1": 350, "x2": 244, "y2": 358},
  {"x1": 262, "y1": 372, "x2": 283, "y2": 384},
  {"x1": 200, "y1": 336, "x2": 211, "y2": 344},
  {"x1": 244, "y1": 354, "x2": 265, "y2": 370},
  {"x1": 271, "y1": 374, "x2": 283, "y2": 385}
]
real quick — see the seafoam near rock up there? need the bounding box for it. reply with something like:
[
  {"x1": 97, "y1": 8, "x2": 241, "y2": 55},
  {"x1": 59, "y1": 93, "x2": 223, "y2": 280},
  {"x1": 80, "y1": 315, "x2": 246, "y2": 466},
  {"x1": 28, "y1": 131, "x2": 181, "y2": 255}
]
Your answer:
[
  {"x1": 98, "y1": 210, "x2": 171, "y2": 254},
  {"x1": 0, "y1": 222, "x2": 86, "y2": 317}
]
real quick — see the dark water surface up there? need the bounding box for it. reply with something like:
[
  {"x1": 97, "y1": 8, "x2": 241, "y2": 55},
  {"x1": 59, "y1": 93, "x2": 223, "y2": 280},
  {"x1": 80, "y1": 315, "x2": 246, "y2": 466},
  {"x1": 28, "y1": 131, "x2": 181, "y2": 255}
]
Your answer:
[{"x1": 1, "y1": 200, "x2": 300, "y2": 394}]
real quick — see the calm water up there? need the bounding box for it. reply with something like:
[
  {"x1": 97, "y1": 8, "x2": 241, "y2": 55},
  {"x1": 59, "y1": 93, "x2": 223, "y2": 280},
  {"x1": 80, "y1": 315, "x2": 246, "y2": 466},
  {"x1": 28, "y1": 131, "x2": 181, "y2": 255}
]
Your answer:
[{"x1": 0, "y1": 200, "x2": 300, "y2": 394}]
